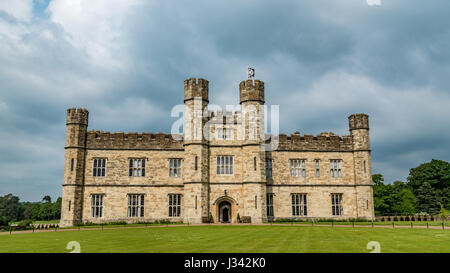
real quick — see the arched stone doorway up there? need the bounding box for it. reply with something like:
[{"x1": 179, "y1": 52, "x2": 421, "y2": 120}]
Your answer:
[{"x1": 218, "y1": 201, "x2": 231, "y2": 223}]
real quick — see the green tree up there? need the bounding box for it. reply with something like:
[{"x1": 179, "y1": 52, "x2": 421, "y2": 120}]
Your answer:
[
  {"x1": 372, "y1": 174, "x2": 384, "y2": 186},
  {"x1": 373, "y1": 174, "x2": 390, "y2": 215},
  {"x1": 22, "y1": 202, "x2": 33, "y2": 220},
  {"x1": 439, "y1": 204, "x2": 448, "y2": 222},
  {"x1": 0, "y1": 215, "x2": 8, "y2": 226},
  {"x1": 42, "y1": 195, "x2": 52, "y2": 203},
  {"x1": 40, "y1": 202, "x2": 54, "y2": 221},
  {"x1": 0, "y1": 194, "x2": 22, "y2": 223},
  {"x1": 437, "y1": 188, "x2": 450, "y2": 210},
  {"x1": 393, "y1": 188, "x2": 416, "y2": 215},
  {"x1": 407, "y1": 159, "x2": 450, "y2": 210},
  {"x1": 53, "y1": 197, "x2": 62, "y2": 219},
  {"x1": 415, "y1": 182, "x2": 440, "y2": 214},
  {"x1": 373, "y1": 175, "x2": 416, "y2": 215},
  {"x1": 30, "y1": 203, "x2": 42, "y2": 220}
]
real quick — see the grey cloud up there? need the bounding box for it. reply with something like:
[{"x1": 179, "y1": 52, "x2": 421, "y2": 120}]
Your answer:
[{"x1": 1, "y1": 0, "x2": 450, "y2": 201}]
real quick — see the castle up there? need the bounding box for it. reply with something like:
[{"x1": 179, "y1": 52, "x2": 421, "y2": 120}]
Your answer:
[{"x1": 60, "y1": 77, "x2": 375, "y2": 227}]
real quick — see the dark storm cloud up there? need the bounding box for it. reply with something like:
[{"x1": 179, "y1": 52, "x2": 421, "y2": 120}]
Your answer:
[{"x1": 0, "y1": 0, "x2": 449, "y2": 201}]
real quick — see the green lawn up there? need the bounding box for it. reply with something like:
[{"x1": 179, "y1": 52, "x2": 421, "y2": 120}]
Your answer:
[
  {"x1": 274, "y1": 221, "x2": 450, "y2": 227},
  {"x1": 0, "y1": 225, "x2": 449, "y2": 253}
]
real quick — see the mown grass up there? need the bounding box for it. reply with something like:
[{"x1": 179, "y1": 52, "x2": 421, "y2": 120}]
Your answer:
[
  {"x1": 0, "y1": 225, "x2": 449, "y2": 253},
  {"x1": 273, "y1": 221, "x2": 450, "y2": 227}
]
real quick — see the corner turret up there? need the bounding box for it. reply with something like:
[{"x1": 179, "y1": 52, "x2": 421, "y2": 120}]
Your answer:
[
  {"x1": 349, "y1": 113, "x2": 369, "y2": 131},
  {"x1": 348, "y1": 113, "x2": 370, "y2": 151},
  {"x1": 66, "y1": 108, "x2": 89, "y2": 126},
  {"x1": 239, "y1": 79, "x2": 265, "y2": 104},
  {"x1": 184, "y1": 78, "x2": 209, "y2": 103}
]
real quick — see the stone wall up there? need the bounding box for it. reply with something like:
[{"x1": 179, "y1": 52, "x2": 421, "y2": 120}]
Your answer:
[
  {"x1": 60, "y1": 78, "x2": 375, "y2": 227},
  {"x1": 82, "y1": 185, "x2": 184, "y2": 223},
  {"x1": 268, "y1": 185, "x2": 360, "y2": 219},
  {"x1": 276, "y1": 133, "x2": 353, "y2": 152},
  {"x1": 86, "y1": 131, "x2": 183, "y2": 150}
]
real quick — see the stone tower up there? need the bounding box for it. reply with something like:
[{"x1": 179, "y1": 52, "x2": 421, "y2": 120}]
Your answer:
[
  {"x1": 183, "y1": 78, "x2": 210, "y2": 223},
  {"x1": 60, "y1": 108, "x2": 88, "y2": 227},
  {"x1": 239, "y1": 79, "x2": 267, "y2": 223},
  {"x1": 349, "y1": 113, "x2": 374, "y2": 218}
]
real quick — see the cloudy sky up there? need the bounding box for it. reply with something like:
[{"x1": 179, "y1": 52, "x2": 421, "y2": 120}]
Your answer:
[{"x1": 1, "y1": 0, "x2": 449, "y2": 202}]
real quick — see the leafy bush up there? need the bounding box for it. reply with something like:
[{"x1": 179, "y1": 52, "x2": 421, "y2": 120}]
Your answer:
[
  {"x1": 136, "y1": 221, "x2": 154, "y2": 225},
  {"x1": 272, "y1": 218, "x2": 294, "y2": 223},
  {"x1": 17, "y1": 219, "x2": 33, "y2": 228},
  {"x1": 108, "y1": 221, "x2": 127, "y2": 225},
  {"x1": 0, "y1": 216, "x2": 8, "y2": 226},
  {"x1": 77, "y1": 222, "x2": 95, "y2": 226},
  {"x1": 155, "y1": 220, "x2": 171, "y2": 225}
]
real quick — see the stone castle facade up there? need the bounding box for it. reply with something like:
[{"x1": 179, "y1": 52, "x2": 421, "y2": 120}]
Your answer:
[{"x1": 60, "y1": 78, "x2": 375, "y2": 227}]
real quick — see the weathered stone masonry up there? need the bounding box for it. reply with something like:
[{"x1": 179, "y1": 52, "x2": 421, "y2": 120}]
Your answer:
[{"x1": 60, "y1": 78, "x2": 375, "y2": 227}]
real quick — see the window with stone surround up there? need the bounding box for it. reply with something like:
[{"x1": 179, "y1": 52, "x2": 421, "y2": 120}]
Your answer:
[
  {"x1": 71, "y1": 158, "x2": 74, "y2": 172},
  {"x1": 290, "y1": 159, "x2": 306, "y2": 177},
  {"x1": 330, "y1": 160, "x2": 342, "y2": 178},
  {"x1": 315, "y1": 159, "x2": 320, "y2": 177},
  {"x1": 168, "y1": 194, "x2": 181, "y2": 217},
  {"x1": 129, "y1": 159, "x2": 145, "y2": 177},
  {"x1": 292, "y1": 193, "x2": 307, "y2": 216},
  {"x1": 331, "y1": 193, "x2": 343, "y2": 216},
  {"x1": 265, "y1": 158, "x2": 273, "y2": 178},
  {"x1": 91, "y1": 194, "x2": 104, "y2": 218},
  {"x1": 93, "y1": 158, "x2": 106, "y2": 177},
  {"x1": 217, "y1": 128, "x2": 232, "y2": 140},
  {"x1": 127, "y1": 194, "x2": 144, "y2": 217},
  {"x1": 216, "y1": 155, "x2": 234, "y2": 175},
  {"x1": 169, "y1": 159, "x2": 182, "y2": 177},
  {"x1": 267, "y1": 194, "x2": 274, "y2": 217}
]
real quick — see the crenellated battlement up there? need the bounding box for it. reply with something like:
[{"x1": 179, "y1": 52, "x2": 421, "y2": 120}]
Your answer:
[
  {"x1": 349, "y1": 113, "x2": 369, "y2": 130},
  {"x1": 86, "y1": 130, "x2": 184, "y2": 150},
  {"x1": 273, "y1": 132, "x2": 354, "y2": 151},
  {"x1": 239, "y1": 79, "x2": 265, "y2": 104},
  {"x1": 239, "y1": 79, "x2": 264, "y2": 91},
  {"x1": 184, "y1": 78, "x2": 209, "y2": 102},
  {"x1": 66, "y1": 108, "x2": 89, "y2": 125}
]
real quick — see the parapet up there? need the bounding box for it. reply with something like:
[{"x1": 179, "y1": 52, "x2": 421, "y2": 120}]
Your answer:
[
  {"x1": 206, "y1": 110, "x2": 242, "y2": 124},
  {"x1": 184, "y1": 78, "x2": 209, "y2": 102},
  {"x1": 66, "y1": 108, "x2": 89, "y2": 126},
  {"x1": 348, "y1": 113, "x2": 369, "y2": 131},
  {"x1": 86, "y1": 131, "x2": 184, "y2": 150},
  {"x1": 275, "y1": 132, "x2": 353, "y2": 151},
  {"x1": 239, "y1": 79, "x2": 265, "y2": 104}
]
